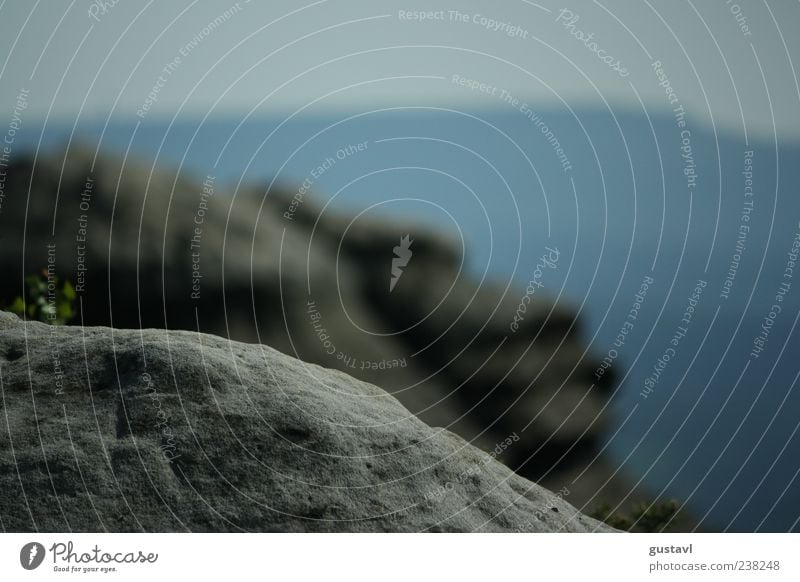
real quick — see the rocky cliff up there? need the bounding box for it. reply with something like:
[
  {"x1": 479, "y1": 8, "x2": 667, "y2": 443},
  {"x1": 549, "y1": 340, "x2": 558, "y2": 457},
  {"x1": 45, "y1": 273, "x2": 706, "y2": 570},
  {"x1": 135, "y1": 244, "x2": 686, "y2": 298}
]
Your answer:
[{"x1": 0, "y1": 148, "x2": 640, "y2": 516}]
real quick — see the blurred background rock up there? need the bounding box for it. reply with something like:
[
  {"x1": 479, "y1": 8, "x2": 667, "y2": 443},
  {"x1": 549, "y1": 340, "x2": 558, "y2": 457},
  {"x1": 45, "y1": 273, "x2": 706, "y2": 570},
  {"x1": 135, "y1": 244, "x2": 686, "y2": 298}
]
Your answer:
[{"x1": 0, "y1": 148, "x2": 672, "y2": 525}]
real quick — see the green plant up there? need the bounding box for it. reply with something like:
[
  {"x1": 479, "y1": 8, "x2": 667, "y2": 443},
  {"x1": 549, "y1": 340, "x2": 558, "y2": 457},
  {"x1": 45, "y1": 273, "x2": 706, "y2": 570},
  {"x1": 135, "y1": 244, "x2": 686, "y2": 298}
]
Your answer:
[
  {"x1": 591, "y1": 499, "x2": 683, "y2": 532},
  {"x1": 5, "y1": 271, "x2": 76, "y2": 325}
]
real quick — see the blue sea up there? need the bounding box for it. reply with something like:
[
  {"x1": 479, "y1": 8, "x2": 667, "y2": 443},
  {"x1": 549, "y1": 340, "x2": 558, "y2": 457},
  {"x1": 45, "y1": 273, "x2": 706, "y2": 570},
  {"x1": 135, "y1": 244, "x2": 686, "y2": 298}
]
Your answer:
[{"x1": 15, "y1": 107, "x2": 800, "y2": 531}]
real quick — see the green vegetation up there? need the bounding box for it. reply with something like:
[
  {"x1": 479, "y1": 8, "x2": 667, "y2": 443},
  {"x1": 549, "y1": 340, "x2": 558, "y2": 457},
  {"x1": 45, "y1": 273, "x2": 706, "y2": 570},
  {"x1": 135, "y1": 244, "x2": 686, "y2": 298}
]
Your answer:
[
  {"x1": 591, "y1": 499, "x2": 683, "y2": 532},
  {"x1": 4, "y1": 271, "x2": 76, "y2": 325}
]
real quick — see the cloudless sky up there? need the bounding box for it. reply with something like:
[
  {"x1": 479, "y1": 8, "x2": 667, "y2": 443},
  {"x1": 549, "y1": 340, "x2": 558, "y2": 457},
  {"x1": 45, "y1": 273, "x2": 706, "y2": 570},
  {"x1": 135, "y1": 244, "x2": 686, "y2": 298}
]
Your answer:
[{"x1": 0, "y1": 0, "x2": 798, "y2": 138}]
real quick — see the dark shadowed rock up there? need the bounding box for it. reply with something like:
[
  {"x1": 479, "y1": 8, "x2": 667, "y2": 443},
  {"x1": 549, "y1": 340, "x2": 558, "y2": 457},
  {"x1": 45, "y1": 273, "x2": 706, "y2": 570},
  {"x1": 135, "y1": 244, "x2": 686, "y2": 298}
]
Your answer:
[
  {"x1": 0, "y1": 312, "x2": 613, "y2": 532},
  {"x1": 0, "y1": 148, "x2": 646, "y2": 517}
]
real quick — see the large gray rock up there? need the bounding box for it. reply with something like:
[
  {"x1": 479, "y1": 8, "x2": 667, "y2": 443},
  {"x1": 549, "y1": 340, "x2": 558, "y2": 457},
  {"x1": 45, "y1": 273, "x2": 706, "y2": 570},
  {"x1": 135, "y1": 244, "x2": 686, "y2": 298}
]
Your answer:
[{"x1": 0, "y1": 312, "x2": 613, "y2": 532}]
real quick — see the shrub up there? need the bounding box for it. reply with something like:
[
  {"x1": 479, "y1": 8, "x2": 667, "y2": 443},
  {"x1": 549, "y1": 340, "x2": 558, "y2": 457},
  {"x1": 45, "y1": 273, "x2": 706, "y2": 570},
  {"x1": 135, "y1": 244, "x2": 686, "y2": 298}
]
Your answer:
[
  {"x1": 591, "y1": 499, "x2": 683, "y2": 532},
  {"x1": 4, "y1": 271, "x2": 76, "y2": 325}
]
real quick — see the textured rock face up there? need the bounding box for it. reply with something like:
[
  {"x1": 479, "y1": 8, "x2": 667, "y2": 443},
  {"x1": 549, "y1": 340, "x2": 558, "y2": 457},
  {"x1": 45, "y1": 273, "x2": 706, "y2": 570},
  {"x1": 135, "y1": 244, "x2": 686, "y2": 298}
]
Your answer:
[
  {"x1": 0, "y1": 312, "x2": 612, "y2": 532},
  {"x1": 0, "y1": 149, "x2": 638, "y2": 514}
]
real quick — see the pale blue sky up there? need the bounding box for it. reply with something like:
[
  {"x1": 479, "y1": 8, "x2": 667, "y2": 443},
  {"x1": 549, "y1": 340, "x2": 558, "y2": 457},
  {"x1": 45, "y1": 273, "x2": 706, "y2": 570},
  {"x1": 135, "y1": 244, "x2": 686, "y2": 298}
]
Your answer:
[{"x1": 0, "y1": 0, "x2": 798, "y2": 137}]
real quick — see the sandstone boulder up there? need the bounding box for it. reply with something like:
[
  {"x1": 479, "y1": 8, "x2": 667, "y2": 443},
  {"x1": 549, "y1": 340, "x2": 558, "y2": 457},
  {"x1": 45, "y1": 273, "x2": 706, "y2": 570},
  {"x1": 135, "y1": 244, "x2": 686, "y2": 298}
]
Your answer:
[{"x1": 0, "y1": 312, "x2": 612, "y2": 532}]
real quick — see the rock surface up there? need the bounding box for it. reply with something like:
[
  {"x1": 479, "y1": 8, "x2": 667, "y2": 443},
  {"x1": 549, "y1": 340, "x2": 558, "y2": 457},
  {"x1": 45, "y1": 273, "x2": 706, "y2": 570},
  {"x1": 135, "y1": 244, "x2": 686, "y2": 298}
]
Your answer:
[
  {"x1": 0, "y1": 149, "x2": 643, "y2": 517},
  {"x1": 0, "y1": 312, "x2": 613, "y2": 532}
]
